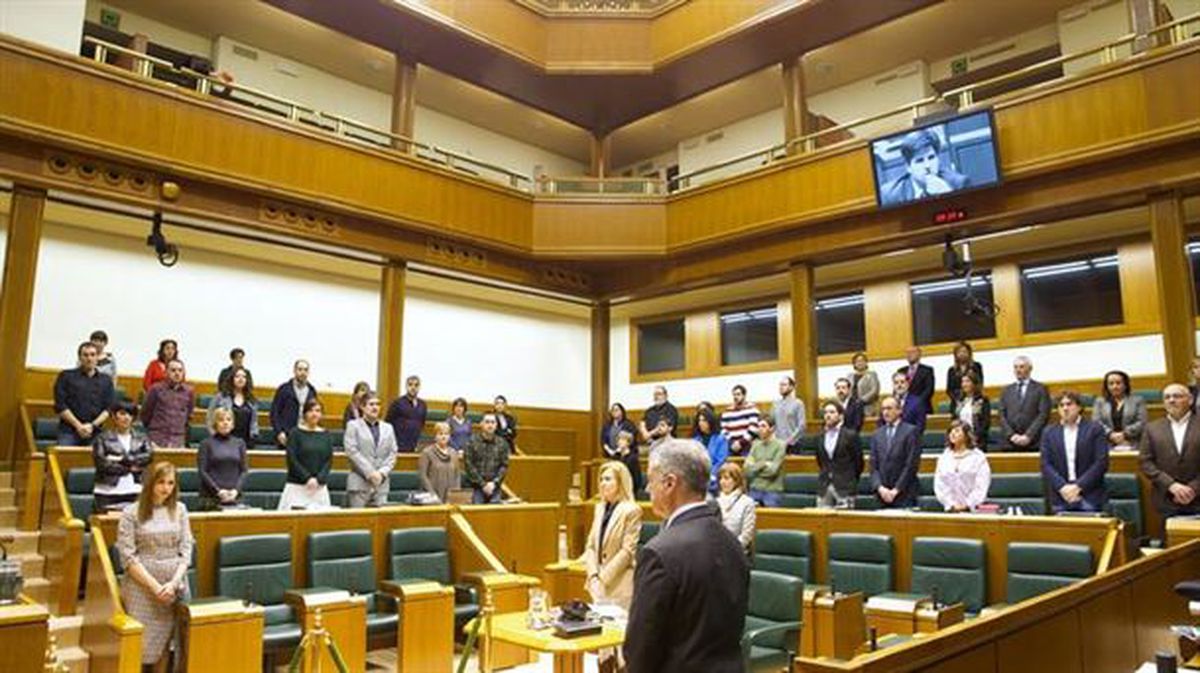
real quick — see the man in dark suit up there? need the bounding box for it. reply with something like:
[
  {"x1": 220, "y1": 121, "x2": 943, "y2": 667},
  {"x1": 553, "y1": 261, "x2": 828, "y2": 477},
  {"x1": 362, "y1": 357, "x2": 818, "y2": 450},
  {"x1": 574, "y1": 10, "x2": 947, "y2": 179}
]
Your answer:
[
  {"x1": 815, "y1": 400, "x2": 863, "y2": 507},
  {"x1": 902, "y1": 346, "x2": 935, "y2": 415},
  {"x1": 997, "y1": 356, "x2": 1051, "y2": 451},
  {"x1": 1040, "y1": 390, "x2": 1110, "y2": 512},
  {"x1": 890, "y1": 371, "x2": 928, "y2": 436},
  {"x1": 870, "y1": 396, "x2": 921, "y2": 509},
  {"x1": 1139, "y1": 384, "x2": 1200, "y2": 529},
  {"x1": 624, "y1": 438, "x2": 749, "y2": 673},
  {"x1": 879, "y1": 128, "x2": 969, "y2": 207},
  {"x1": 834, "y1": 377, "x2": 864, "y2": 433},
  {"x1": 269, "y1": 359, "x2": 319, "y2": 448}
]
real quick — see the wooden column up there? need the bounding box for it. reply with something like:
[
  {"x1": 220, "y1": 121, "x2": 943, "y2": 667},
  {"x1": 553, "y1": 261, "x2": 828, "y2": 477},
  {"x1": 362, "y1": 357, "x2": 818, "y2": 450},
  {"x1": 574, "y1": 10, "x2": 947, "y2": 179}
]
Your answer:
[
  {"x1": 0, "y1": 187, "x2": 45, "y2": 465},
  {"x1": 377, "y1": 262, "x2": 407, "y2": 403},
  {"x1": 789, "y1": 262, "x2": 818, "y2": 419},
  {"x1": 1149, "y1": 192, "x2": 1195, "y2": 384},
  {"x1": 391, "y1": 56, "x2": 418, "y2": 151},
  {"x1": 589, "y1": 133, "x2": 610, "y2": 178},
  {"x1": 591, "y1": 301, "x2": 610, "y2": 463},
  {"x1": 782, "y1": 56, "x2": 812, "y2": 155}
]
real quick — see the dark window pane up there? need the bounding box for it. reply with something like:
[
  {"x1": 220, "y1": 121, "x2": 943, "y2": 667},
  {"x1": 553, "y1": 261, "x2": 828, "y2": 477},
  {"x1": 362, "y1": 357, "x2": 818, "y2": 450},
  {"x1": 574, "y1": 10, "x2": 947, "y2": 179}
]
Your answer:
[
  {"x1": 910, "y1": 273, "x2": 997, "y2": 345},
  {"x1": 637, "y1": 319, "x2": 685, "y2": 374},
  {"x1": 816, "y1": 293, "x2": 866, "y2": 355},
  {"x1": 720, "y1": 306, "x2": 779, "y2": 366},
  {"x1": 1021, "y1": 252, "x2": 1122, "y2": 333}
]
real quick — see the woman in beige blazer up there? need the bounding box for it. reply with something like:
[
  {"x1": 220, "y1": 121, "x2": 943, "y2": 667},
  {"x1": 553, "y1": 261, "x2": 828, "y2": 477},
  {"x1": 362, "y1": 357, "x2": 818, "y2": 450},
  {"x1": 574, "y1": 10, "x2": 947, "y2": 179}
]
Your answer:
[{"x1": 583, "y1": 460, "x2": 642, "y2": 611}]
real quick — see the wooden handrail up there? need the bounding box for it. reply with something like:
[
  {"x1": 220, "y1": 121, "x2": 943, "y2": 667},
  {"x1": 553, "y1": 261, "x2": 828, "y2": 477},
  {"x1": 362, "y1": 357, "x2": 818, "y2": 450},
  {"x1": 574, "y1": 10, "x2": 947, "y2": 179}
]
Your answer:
[
  {"x1": 449, "y1": 512, "x2": 508, "y2": 573},
  {"x1": 45, "y1": 448, "x2": 77, "y2": 528},
  {"x1": 1095, "y1": 521, "x2": 1122, "y2": 573}
]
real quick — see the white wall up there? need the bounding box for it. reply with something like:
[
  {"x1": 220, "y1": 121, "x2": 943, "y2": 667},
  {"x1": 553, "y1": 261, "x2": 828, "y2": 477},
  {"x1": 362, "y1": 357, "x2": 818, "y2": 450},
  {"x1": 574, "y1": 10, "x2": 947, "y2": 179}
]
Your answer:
[
  {"x1": 27, "y1": 222, "x2": 381, "y2": 392},
  {"x1": 403, "y1": 290, "x2": 591, "y2": 410},
  {"x1": 0, "y1": 0, "x2": 85, "y2": 53},
  {"x1": 929, "y1": 24, "x2": 1061, "y2": 82},
  {"x1": 609, "y1": 315, "x2": 1169, "y2": 408},
  {"x1": 806, "y1": 59, "x2": 931, "y2": 140},
  {"x1": 613, "y1": 147, "x2": 679, "y2": 179},
  {"x1": 86, "y1": 1, "x2": 212, "y2": 56},
  {"x1": 413, "y1": 106, "x2": 584, "y2": 179},
  {"x1": 677, "y1": 107, "x2": 784, "y2": 186},
  {"x1": 1058, "y1": 0, "x2": 1134, "y2": 74}
]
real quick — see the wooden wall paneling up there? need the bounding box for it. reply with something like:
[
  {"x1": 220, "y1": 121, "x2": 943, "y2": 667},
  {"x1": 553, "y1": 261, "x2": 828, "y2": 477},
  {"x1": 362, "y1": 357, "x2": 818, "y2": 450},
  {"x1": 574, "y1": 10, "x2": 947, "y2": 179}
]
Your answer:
[
  {"x1": 988, "y1": 264, "x2": 1024, "y2": 343},
  {"x1": 530, "y1": 200, "x2": 666, "y2": 257},
  {"x1": 591, "y1": 301, "x2": 610, "y2": 465},
  {"x1": 995, "y1": 609, "x2": 1082, "y2": 673},
  {"x1": 407, "y1": 0, "x2": 546, "y2": 63},
  {"x1": 376, "y1": 262, "x2": 406, "y2": 404},
  {"x1": 544, "y1": 19, "x2": 652, "y2": 68},
  {"x1": 791, "y1": 263, "x2": 818, "y2": 416},
  {"x1": 1117, "y1": 239, "x2": 1161, "y2": 329},
  {"x1": 0, "y1": 186, "x2": 43, "y2": 465},
  {"x1": 649, "y1": 0, "x2": 779, "y2": 63},
  {"x1": 1149, "y1": 191, "x2": 1197, "y2": 383},
  {"x1": 685, "y1": 311, "x2": 716, "y2": 376},
  {"x1": 0, "y1": 597, "x2": 50, "y2": 673},
  {"x1": 457, "y1": 503, "x2": 560, "y2": 579},
  {"x1": 1077, "y1": 582, "x2": 1139, "y2": 673},
  {"x1": 864, "y1": 281, "x2": 913, "y2": 357},
  {"x1": 390, "y1": 57, "x2": 417, "y2": 144}
]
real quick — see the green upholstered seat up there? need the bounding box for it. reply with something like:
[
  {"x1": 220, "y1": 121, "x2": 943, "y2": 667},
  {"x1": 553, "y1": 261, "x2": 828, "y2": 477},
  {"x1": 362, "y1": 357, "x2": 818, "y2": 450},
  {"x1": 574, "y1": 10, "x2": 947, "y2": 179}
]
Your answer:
[
  {"x1": 307, "y1": 530, "x2": 396, "y2": 640},
  {"x1": 426, "y1": 410, "x2": 449, "y2": 422},
  {"x1": 741, "y1": 570, "x2": 803, "y2": 673},
  {"x1": 187, "y1": 424, "x2": 208, "y2": 447},
  {"x1": 781, "y1": 475, "x2": 819, "y2": 509},
  {"x1": 917, "y1": 475, "x2": 940, "y2": 512},
  {"x1": 65, "y1": 468, "x2": 95, "y2": 522},
  {"x1": 388, "y1": 528, "x2": 478, "y2": 631},
  {"x1": 196, "y1": 394, "x2": 214, "y2": 410},
  {"x1": 1006, "y1": 542, "x2": 1093, "y2": 603},
  {"x1": 987, "y1": 474, "x2": 1046, "y2": 514},
  {"x1": 855, "y1": 480, "x2": 880, "y2": 511},
  {"x1": 828, "y1": 533, "x2": 893, "y2": 597},
  {"x1": 329, "y1": 430, "x2": 345, "y2": 449},
  {"x1": 388, "y1": 472, "x2": 422, "y2": 503},
  {"x1": 176, "y1": 468, "x2": 202, "y2": 511},
  {"x1": 1104, "y1": 474, "x2": 1142, "y2": 539},
  {"x1": 326, "y1": 471, "x2": 349, "y2": 507},
  {"x1": 753, "y1": 530, "x2": 812, "y2": 583},
  {"x1": 638, "y1": 521, "x2": 660, "y2": 547},
  {"x1": 1133, "y1": 388, "x2": 1162, "y2": 404},
  {"x1": 242, "y1": 470, "x2": 287, "y2": 509},
  {"x1": 216, "y1": 534, "x2": 301, "y2": 651},
  {"x1": 921, "y1": 432, "x2": 946, "y2": 453},
  {"x1": 935, "y1": 401, "x2": 951, "y2": 414},
  {"x1": 910, "y1": 537, "x2": 986, "y2": 613},
  {"x1": 34, "y1": 417, "x2": 58, "y2": 449},
  {"x1": 255, "y1": 426, "x2": 277, "y2": 448}
]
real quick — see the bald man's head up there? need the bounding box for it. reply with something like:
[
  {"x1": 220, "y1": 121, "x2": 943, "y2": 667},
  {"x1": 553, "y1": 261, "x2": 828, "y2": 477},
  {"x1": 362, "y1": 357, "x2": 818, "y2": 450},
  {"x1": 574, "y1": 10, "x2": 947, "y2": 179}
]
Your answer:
[{"x1": 1163, "y1": 383, "x2": 1193, "y2": 420}]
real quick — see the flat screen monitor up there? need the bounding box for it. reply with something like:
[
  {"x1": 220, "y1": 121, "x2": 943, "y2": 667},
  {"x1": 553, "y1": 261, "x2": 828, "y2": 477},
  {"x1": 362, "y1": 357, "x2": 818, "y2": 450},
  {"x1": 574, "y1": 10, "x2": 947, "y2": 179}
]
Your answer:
[{"x1": 870, "y1": 109, "x2": 1001, "y2": 209}]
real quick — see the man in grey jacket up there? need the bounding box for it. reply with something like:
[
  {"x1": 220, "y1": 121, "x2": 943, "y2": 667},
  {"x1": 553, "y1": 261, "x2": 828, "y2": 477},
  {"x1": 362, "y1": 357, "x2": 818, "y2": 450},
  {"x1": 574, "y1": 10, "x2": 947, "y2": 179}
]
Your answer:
[
  {"x1": 343, "y1": 392, "x2": 398, "y2": 507},
  {"x1": 998, "y1": 356, "x2": 1052, "y2": 452}
]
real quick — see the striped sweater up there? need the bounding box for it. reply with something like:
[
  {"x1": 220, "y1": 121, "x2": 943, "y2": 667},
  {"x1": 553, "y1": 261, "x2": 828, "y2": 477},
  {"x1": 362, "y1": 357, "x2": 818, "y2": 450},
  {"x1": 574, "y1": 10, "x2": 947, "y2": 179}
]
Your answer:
[{"x1": 720, "y1": 404, "x2": 761, "y2": 453}]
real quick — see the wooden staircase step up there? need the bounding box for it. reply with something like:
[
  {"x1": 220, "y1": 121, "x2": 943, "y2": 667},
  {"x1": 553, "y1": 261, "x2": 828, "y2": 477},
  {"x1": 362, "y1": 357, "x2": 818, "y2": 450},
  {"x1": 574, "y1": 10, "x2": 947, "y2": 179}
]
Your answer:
[
  {"x1": 54, "y1": 645, "x2": 90, "y2": 673},
  {"x1": 10, "y1": 551, "x2": 45, "y2": 578},
  {"x1": 0, "y1": 506, "x2": 17, "y2": 528},
  {"x1": 0, "y1": 528, "x2": 40, "y2": 555},
  {"x1": 0, "y1": 486, "x2": 14, "y2": 508},
  {"x1": 49, "y1": 615, "x2": 84, "y2": 649},
  {"x1": 22, "y1": 576, "x2": 50, "y2": 605},
  {"x1": 0, "y1": 471, "x2": 12, "y2": 488}
]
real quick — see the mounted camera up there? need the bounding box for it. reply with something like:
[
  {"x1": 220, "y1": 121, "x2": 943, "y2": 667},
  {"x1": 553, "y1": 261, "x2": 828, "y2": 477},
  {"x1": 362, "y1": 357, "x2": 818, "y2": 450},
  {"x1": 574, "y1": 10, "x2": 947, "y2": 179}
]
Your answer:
[{"x1": 146, "y1": 211, "x2": 179, "y2": 267}]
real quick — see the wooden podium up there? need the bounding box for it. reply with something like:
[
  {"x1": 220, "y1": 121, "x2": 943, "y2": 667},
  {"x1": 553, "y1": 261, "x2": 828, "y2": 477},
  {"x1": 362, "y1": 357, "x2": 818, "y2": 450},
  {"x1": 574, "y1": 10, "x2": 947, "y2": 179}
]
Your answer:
[
  {"x1": 0, "y1": 595, "x2": 48, "y2": 673},
  {"x1": 177, "y1": 597, "x2": 264, "y2": 673},
  {"x1": 381, "y1": 580, "x2": 455, "y2": 673},
  {"x1": 812, "y1": 590, "x2": 865, "y2": 660},
  {"x1": 914, "y1": 601, "x2": 965, "y2": 633},
  {"x1": 284, "y1": 588, "x2": 368, "y2": 673}
]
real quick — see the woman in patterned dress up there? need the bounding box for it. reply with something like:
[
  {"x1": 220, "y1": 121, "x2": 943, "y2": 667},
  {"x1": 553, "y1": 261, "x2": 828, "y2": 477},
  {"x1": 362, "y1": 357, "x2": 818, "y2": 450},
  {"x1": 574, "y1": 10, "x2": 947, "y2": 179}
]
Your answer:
[{"x1": 116, "y1": 461, "x2": 194, "y2": 672}]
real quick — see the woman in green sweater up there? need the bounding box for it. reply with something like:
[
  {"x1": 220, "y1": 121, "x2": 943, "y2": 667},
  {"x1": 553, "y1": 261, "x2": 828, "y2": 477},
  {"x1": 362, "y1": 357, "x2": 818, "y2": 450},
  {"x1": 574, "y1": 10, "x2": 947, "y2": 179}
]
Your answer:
[
  {"x1": 744, "y1": 416, "x2": 786, "y2": 507},
  {"x1": 278, "y1": 398, "x2": 334, "y2": 510}
]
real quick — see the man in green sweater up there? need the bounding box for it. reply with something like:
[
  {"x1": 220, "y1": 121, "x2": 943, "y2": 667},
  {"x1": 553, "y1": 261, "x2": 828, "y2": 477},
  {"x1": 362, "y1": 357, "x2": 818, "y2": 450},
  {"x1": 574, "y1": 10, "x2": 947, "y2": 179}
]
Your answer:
[{"x1": 744, "y1": 416, "x2": 786, "y2": 507}]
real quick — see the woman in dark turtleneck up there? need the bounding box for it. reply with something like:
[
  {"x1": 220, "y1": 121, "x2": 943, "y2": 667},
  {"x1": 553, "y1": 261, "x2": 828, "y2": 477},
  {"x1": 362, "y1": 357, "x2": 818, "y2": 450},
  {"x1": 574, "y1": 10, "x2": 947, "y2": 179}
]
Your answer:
[{"x1": 196, "y1": 407, "x2": 248, "y2": 510}]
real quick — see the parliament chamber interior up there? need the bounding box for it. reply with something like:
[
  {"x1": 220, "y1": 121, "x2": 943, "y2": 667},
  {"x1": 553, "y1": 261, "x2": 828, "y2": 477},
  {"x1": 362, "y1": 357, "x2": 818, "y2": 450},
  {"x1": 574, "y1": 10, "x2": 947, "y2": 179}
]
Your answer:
[{"x1": 0, "y1": 0, "x2": 1199, "y2": 671}]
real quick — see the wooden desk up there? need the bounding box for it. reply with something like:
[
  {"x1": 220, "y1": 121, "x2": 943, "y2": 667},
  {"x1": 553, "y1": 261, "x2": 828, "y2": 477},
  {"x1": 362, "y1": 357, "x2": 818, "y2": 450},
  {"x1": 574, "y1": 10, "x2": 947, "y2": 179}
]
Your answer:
[
  {"x1": 481, "y1": 611, "x2": 624, "y2": 673},
  {"x1": 284, "y1": 588, "x2": 368, "y2": 673},
  {"x1": 813, "y1": 590, "x2": 865, "y2": 660},
  {"x1": 177, "y1": 597, "x2": 263, "y2": 673},
  {"x1": 1167, "y1": 517, "x2": 1200, "y2": 547},
  {"x1": 864, "y1": 595, "x2": 964, "y2": 637},
  {"x1": 0, "y1": 595, "x2": 49, "y2": 673}
]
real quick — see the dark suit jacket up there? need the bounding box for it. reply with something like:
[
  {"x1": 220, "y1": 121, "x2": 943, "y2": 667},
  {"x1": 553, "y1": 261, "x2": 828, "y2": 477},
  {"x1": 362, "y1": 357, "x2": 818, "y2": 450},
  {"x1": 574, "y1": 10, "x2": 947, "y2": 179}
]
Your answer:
[
  {"x1": 1040, "y1": 419, "x2": 1110, "y2": 510},
  {"x1": 903, "y1": 363, "x2": 936, "y2": 414},
  {"x1": 1139, "y1": 415, "x2": 1200, "y2": 516},
  {"x1": 946, "y1": 361, "x2": 984, "y2": 404},
  {"x1": 998, "y1": 379, "x2": 1051, "y2": 451},
  {"x1": 900, "y1": 393, "x2": 928, "y2": 436},
  {"x1": 623, "y1": 503, "x2": 749, "y2": 673},
  {"x1": 869, "y1": 421, "x2": 921, "y2": 508},
  {"x1": 951, "y1": 395, "x2": 991, "y2": 450},
  {"x1": 814, "y1": 427, "x2": 863, "y2": 495},
  {"x1": 842, "y1": 396, "x2": 865, "y2": 433},
  {"x1": 269, "y1": 380, "x2": 319, "y2": 445}
]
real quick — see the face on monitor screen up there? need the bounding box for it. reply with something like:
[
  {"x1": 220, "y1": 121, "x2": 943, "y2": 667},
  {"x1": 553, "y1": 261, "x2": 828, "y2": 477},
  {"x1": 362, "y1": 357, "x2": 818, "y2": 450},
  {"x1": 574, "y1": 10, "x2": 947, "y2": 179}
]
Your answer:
[{"x1": 871, "y1": 110, "x2": 1000, "y2": 209}]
